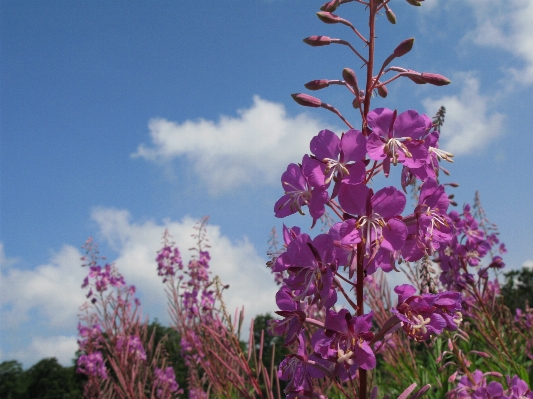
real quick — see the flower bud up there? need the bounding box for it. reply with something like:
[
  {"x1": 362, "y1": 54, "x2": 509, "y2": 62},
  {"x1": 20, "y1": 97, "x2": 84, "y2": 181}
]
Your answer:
[
  {"x1": 469, "y1": 350, "x2": 491, "y2": 359},
  {"x1": 406, "y1": 0, "x2": 422, "y2": 5},
  {"x1": 385, "y1": 7, "x2": 396, "y2": 24},
  {"x1": 377, "y1": 83, "x2": 388, "y2": 98},
  {"x1": 320, "y1": 0, "x2": 339, "y2": 12},
  {"x1": 407, "y1": 75, "x2": 427, "y2": 84},
  {"x1": 394, "y1": 38, "x2": 415, "y2": 57},
  {"x1": 342, "y1": 68, "x2": 358, "y2": 88},
  {"x1": 291, "y1": 93, "x2": 322, "y2": 108},
  {"x1": 303, "y1": 35, "x2": 332, "y2": 46},
  {"x1": 447, "y1": 182, "x2": 459, "y2": 187},
  {"x1": 448, "y1": 371, "x2": 458, "y2": 383},
  {"x1": 316, "y1": 11, "x2": 342, "y2": 24},
  {"x1": 304, "y1": 79, "x2": 330, "y2": 90},
  {"x1": 352, "y1": 97, "x2": 360, "y2": 109},
  {"x1": 420, "y1": 73, "x2": 451, "y2": 86}
]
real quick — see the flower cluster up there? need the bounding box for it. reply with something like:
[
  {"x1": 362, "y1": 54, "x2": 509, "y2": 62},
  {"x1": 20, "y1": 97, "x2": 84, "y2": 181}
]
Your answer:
[
  {"x1": 448, "y1": 371, "x2": 533, "y2": 399},
  {"x1": 270, "y1": 121, "x2": 462, "y2": 396},
  {"x1": 392, "y1": 284, "x2": 462, "y2": 341},
  {"x1": 116, "y1": 334, "x2": 147, "y2": 361},
  {"x1": 77, "y1": 351, "x2": 108, "y2": 380},
  {"x1": 77, "y1": 237, "x2": 182, "y2": 398},
  {"x1": 154, "y1": 367, "x2": 184, "y2": 399},
  {"x1": 266, "y1": 0, "x2": 468, "y2": 396}
]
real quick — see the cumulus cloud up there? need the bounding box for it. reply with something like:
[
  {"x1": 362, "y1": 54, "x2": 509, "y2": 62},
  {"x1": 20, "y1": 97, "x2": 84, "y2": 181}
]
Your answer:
[
  {"x1": 523, "y1": 260, "x2": 533, "y2": 269},
  {"x1": 132, "y1": 95, "x2": 334, "y2": 195},
  {"x1": 1, "y1": 211, "x2": 277, "y2": 366},
  {"x1": 423, "y1": 73, "x2": 505, "y2": 155},
  {"x1": 91, "y1": 208, "x2": 278, "y2": 326},
  {"x1": 8, "y1": 336, "x2": 79, "y2": 367},
  {"x1": 465, "y1": 0, "x2": 533, "y2": 84},
  {"x1": 1, "y1": 244, "x2": 86, "y2": 329}
]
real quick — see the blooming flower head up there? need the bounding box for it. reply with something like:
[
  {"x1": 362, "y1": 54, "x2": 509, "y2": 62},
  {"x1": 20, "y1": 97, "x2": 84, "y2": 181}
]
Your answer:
[
  {"x1": 366, "y1": 108, "x2": 431, "y2": 177},
  {"x1": 313, "y1": 309, "x2": 375, "y2": 381},
  {"x1": 392, "y1": 284, "x2": 461, "y2": 341},
  {"x1": 274, "y1": 156, "x2": 329, "y2": 227},
  {"x1": 339, "y1": 184, "x2": 407, "y2": 274}
]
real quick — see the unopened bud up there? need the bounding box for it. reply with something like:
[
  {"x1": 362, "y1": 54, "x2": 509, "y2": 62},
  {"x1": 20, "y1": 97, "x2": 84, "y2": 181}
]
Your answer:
[
  {"x1": 484, "y1": 372, "x2": 503, "y2": 378},
  {"x1": 320, "y1": 0, "x2": 339, "y2": 12},
  {"x1": 448, "y1": 182, "x2": 459, "y2": 187},
  {"x1": 377, "y1": 83, "x2": 388, "y2": 98},
  {"x1": 420, "y1": 72, "x2": 451, "y2": 86},
  {"x1": 304, "y1": 79, "x2": 330, "y2": 90},
  {"x1": 352, "y1": 97, "x2": 360, "y2": 109},
  {"x1": 406, "y1": 0, "x2": 422, "y2": 5},
  {"x1": 448, "y1": 371, "x2": 458, "y2": 383},
  {"x1": 316, "y1": 11, "x2": 342, "y2": 24},
  {"x1": 469, "y1": 351, "x2": 491, "y2": 359},
  {"x1": 291, "y1": 93, "x2": 322, "y2": 108},
  {"x1": 414, "y1": 385, "x2": 431, "y2": 399},
  {"x1": 303, "y1": 35, "x2": 332, "y2": 46},
  {"x1": 407, "y1": 75, "x2": 427, "y2": 84},
  {"x1": 385, "y1": 7, "x2": 396, "y2": 24},
  {"x1": 342, "y1": 68, "x2": 358, "y2": 88},
  {"x1": 394, "y1": 38, "x2": 415, "y2": 57}
]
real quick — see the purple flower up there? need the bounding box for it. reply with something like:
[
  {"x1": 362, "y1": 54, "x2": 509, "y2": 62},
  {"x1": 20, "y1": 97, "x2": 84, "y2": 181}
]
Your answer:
[
  {"x1": 278, "y1": 233, "x2": 338, "y2": 308},
  {"x1": 313, "y1": 309, "x2": 375, "y2": 381},
  {"x1": 116, "y1": 335, "x2": 147, "y2": 361},
  {"x1": 274, "y1": 156, "x2": 329, "y2": 227},
  {"x1": 269, "y1": 286, "x2": 307, "y2": 345},
  {"x1": 366, "y1": 108, "x2": 431, "y2": 177},
  {"x1": 278, "y1": 333, "x2": 327, "y2": 398},
  {"x1": 338, "y1": 184, "x2": 407, "y2": 274},
  {"x1": 154, "y1": 366, "x2": 183, "y2": 398},
  {"x1": 402, "y1": 179, "x2": 453, "y2": 261},
  {"x1": 77, "y1": 351, "x2": 108, "y2": 380},
  {"x1": 392, "y1": 284, "x2": 451, "y2": 341},
  {"x1": 303, "y1": 129, "x2": 367, "y2": 198},
  {"x1": 507, "y1": 375, "x2": 533, "y2": 399},
  {"x1": 328, "y1": 219, "x2": 362, "y2": 277}
]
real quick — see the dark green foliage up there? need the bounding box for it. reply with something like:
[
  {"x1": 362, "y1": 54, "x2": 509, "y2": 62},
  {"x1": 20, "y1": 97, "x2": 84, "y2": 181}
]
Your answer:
[
  {"x1": 0, "y1": 358, "x2": 83, "y2": 399},
  {"x1": 501, "y1": 266, "x2": 533, "y2": 312},
  {"x1": 0, "y1": 360, "x2": 26, "y2": 399}
]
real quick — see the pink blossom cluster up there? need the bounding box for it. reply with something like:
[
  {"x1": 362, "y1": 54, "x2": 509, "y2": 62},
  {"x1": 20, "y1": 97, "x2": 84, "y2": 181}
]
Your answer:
[
  {"x1": 77, "y1": 351, "x2": 108, "y2": 380},
  {"x1": 436, "y1": 204, "x2": 506, "y2": 292},
  {"x1": 116, "y1": 334, "x2": 147, "y2": 361},
  {"x1": 448, "y1": 371, "x2": 533, "y2": 399},
  {"x1": 154, "y1": 367, "x2": 184, "y2": 398}
]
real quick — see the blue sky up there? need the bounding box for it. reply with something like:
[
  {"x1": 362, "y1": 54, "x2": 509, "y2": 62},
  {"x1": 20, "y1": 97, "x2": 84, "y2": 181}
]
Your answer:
[{"x1": 1, "y1": 0, "x2": 532, "y2": 367}]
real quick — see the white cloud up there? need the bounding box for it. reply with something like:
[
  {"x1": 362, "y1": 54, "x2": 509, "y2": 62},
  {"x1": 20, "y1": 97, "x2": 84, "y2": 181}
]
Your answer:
[
  {"x1": 423, "y1": 73, "x2": 505, "y2": 155},
  {"x1": 465, "y1": 0, "x2": 533, "y2": 84},
  {"x1": 0, "y1": 210, "x2": 278, "y2": 366},
  {"x1": 132, "y1": 95, "x2": 334, "y2": 195},
  {"x1": 8, "y1": 336, "x2": 79, "y2": 367},
  {"x1": 91, "y1": 208, "x2": 278, "y2": 329},
  {"x1": 1, "y1": 244, "x2": 86, "y2": 329},
  {"x1": 523, "y1": 260, "x2": 533, "y2": 269}
]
